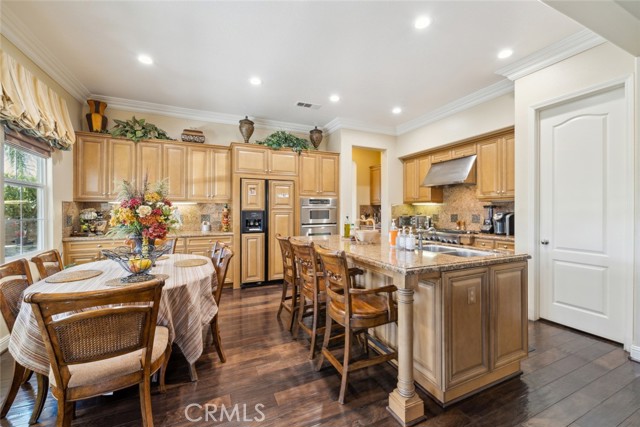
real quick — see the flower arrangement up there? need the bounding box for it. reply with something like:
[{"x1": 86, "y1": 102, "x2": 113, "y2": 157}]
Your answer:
[{"x1": 106, "y1": 178, "x2": 179, "y2": 240}]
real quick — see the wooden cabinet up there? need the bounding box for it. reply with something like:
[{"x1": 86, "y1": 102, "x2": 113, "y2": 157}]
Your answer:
[
  {"x1": 183, "y1": 235, "x2": 234, "y2": 284},
  {"x1": 241, "y1": 233, "x2": 265, "y2": 283},
  {"x1": 473, "y1": 238, "x2": 515, "y2": 252},
  {"x1": 136, "y1": 142, "x2": 163, "y2": 185},
  {"x1": 403, "y1": 156, "x2": 443, "y2": 203},
  {"x1": 233, "y1": 144, "x2": 297, "y2": 175},
  {"x1": 187, "y1": 146, "x2": 231, "y2": 202},
  {"x1": 473, "y1": 238, "x2": 495, "y2": 250},
  {"x1": 430, "y1": 143, "x2": 477, "y2": 164},
  {"x1": 476, "y1": 132, "x2": 514, "y2": 200},
  {"x1": 299, "y1": 152, "x2": 339, "y2": 196},
  {"x1": 370, "y1": 165, "x2": 381, "y2": 205},
  {"x1": 241, "y1": 179, "x2": 266, "y2": 210},
  {"x1": 74, "y1": 135, "x2": 135, "y2": 201},
  {"x1": 162, "y1": 144, "x2": 188, "y2": 201},
  {"x1": 267, "y1": 180, "x2": 294, "y2": 281},
  {"x1": 62, "y1": 239, "x2": 124, "y2": 266}
]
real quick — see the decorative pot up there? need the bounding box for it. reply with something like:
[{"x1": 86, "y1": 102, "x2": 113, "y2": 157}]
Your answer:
[
  {"x1": 239, "y1": 116, "x2": 254, "y2": 143},
  {"x1": 221, "y1": 204, "x2": 230, "y2": 232},
  {"x1": 130, "y1": 236, "x2": 155, "y2": 255},
  {"x1": 309, "y1": 126, "x2": 323, "y2": 149},
  {"x1": 86, "y1": 99, "x2": 108, "y2": 132}
]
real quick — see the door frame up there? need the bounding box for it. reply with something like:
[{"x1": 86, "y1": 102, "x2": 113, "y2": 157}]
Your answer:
[{"x1": 527, "y1": 75, "x2": 635, "y2": 349}]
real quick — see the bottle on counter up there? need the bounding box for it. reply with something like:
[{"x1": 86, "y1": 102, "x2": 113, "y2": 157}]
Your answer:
[
  {"x1": 344, "y1": 216, "x2": 351, "y2": 238},
  {"x1": 389, "y1": 219, "x2": 398, "y2": 247},
  {"x1": 406, "y1": 227, "x2": 416, "y2": 250},
  {"x1": 397, "y1": 226, "x2": 406, "y2": 250}
]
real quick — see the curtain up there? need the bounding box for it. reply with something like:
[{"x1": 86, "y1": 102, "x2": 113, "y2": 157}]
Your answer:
[{"x1": 0, "y1": 49, "x2": 76, "y2": 150}]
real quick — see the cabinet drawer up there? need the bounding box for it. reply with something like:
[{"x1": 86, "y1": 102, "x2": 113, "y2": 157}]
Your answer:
[
  {"x1": 184, "y1": 236, "x2": 233, "y2": 248},
  {"x1": 473, "y1": 239, "x2": 495, "y2": 250},
  {"x1": 495, "y1": 241, "x2": 515, "y2": 251}
]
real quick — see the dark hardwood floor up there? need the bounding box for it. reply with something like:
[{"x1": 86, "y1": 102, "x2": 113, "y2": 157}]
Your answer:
[{"x1": 1, "y1": 284, "x2": 638, "y2": 427}]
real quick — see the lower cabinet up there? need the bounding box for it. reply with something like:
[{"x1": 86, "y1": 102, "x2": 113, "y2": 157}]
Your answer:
[
  {"x1": 241, "y1": 233, "x2": 265, "y2": 283},
  {"x1": 62, "y1": 239, "x2": 125, "y2": 266}
]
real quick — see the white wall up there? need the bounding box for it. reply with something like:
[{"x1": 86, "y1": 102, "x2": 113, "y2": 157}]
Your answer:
[
  {"x1": 396, "y1": 93, "x2": 515, "y2": 158},
  {"x1": 513, "y1": 43, "x2": 637, "y2": 344}
]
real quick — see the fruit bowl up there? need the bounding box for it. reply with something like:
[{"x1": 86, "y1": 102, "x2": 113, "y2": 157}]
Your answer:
[{"x1": 102, "y1": 245, "x2": 170, "y2": 283}]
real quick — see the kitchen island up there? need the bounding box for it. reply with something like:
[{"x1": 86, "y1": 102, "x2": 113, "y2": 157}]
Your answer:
[{"x1": 297, "y1": 235, "x2": 530, "y2": 425}]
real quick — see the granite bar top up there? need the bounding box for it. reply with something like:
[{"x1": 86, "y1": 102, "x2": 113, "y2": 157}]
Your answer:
[
  {"x1": 63, "y1": 230, "x2": 233, "y2": 242},
  {"x1": 293, "y1": 235, "x2": 529, "y2": 276}
]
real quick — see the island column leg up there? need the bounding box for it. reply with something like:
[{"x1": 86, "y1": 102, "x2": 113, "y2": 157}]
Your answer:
[{"x1": 387, "y1": 273, "x2": 425, "y2": 426}]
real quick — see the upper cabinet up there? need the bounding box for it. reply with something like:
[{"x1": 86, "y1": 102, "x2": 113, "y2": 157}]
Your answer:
[
  {"x1": 430, "y1": 144, "x2": 477, "y2": 164},
  {"x1": 299, "y1": 152, "x2": 339, "y2": 196},
  {"x1": 233, "y1": 144, "x2": 298, "y2": 176},
  {"x1": 74, "y1": 132, "x2": 231, "y2": 203},
  {"x1": 403, "y1": 156, "x2": 443, "y2": 204},
  {"x1": 476, "y1": 131, "x2": 514, "y2": 200},
  {"x1": 370, "y1": 165, "x2": 381, "y2": 205},
  {"x1": 74, "y1": 134, "x2": 136, "y2": 201}
]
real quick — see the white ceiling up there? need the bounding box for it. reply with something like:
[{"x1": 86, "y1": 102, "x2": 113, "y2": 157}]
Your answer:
[{"x1": 3, "y1": 1, "x2": 586, "y2": 133}]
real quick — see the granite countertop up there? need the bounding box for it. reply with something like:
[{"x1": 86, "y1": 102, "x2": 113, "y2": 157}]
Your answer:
[
  {"x1": 63, "y1": 230, "x2": 234, "y2": 242},
  {"x1": 293, "y1": 235, "x2": 529, "y2": 276}
]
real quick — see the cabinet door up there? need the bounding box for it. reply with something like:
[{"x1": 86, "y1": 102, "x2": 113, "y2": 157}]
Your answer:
[
  {"x1": 269, "y1": 151, "x2": 298, "y2": 175},
  {"x1": 234, "y1": 145, "x2": 267, "y2": 174},
  {"x1": 451, "y1": 143, "x2": 476, "y2": 159},
  {"x1": 370, "y1": 165, "x2": 381, "y2": 205},
  {"x1": 187, "y1": 146, "x2": 211, "y2": 202},
  {"x1": 137, "y1": 142, "x2": 163, "y2": 185},
  {"x1": 318, "y1": 155, "x2": 339, "y2": 196},
  {"x1": 473, "y1": 238, "x2": 495, "y2": 250},
  {"x1": 403, "y1": 159, "x2": 417, "y2": 202},
  {"x1": 268, "y1": 211, "x2": 294, "y2": 280},
  {"x1": 74, "y1": 135, "x2": 108, "y2": 200},
  {"x1": 476, "y1": 139, "x2": 501, "y2": 200},
  {"x1": 490, "y1": 262, "x2": 527, "y2": 369},
  {"x1": 242, "y1": 233, "x2": 265, "y2": 283},
  {"x1": 163, "y1": 144, "x2": 188, "y2": 201},
  {"x1": 443, "y1": 267, "x2": 490, "y2": 387},
  {"x1": 107, "y1": 139, "x2": 136, "y2": 199},
  {"x1": 299, "y1": 154, "x2": 319, "y2": 196},
  {"x1": 241, "y1": 179, "x2": 265, "y2": 210},
  {"x1": 431, "y1": 149, "x2": 452, "y2": 164},
  {"x1": 269, "y1": 180, "x2": 295, "y2": 210},
  {"x1": 416, "y1": 156, "x2": 443, "y2": 202},
  {"x1": 501, "y1": 135, "x2": 515, "y2": 199},
  {"x1": 212, "y1": 148, "x2": 231, "y2": 202}
]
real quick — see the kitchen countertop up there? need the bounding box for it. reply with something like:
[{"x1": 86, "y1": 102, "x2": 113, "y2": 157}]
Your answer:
[
  {"x1": 63, "y1": 230, "x2": 234, "y2": 242},
  {"x1": 293, "y1": 235, "x2": 529, "y2": 276},
  {"x1": 472, "y1": 234, "x2": 515, "y2": 242}
]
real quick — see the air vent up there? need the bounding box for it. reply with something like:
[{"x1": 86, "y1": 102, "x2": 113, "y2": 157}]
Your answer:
[{"x1": 296, "y1": 101, "x2": 321, "y2": 110}]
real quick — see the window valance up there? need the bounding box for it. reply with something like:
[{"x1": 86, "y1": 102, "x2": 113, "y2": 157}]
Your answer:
[{"x1": 0, "y1": 49, "x2": 76, "y2": 150}]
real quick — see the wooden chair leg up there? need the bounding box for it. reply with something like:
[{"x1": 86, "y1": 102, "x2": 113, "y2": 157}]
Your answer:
[
  {"x1": 293, "y1": 293, "x2": 306, "y2": 339},
  {"x1": 277, "y1": 280, "x2": 288, "y2": 318},
  {"x1": 56, "y1": 395, "x2": 74, "y2": 427},
  {"x1": 211, "y1": 317, "x2": 226, "y2": 363},
  {"x1": 21, "y1": 369, "x2": 33, "y2": 384},
  {"x1": 288, "y1": 283, "x2": 298, "y2": 333},
  {"x1": 28, "y1": 374, "x2": 48, "y2": 425},
  {"x1": 338, "y1": 330, "x2": 352, "y2": 404},
  {"x1": 309, "y1": 296, "x2": 320, "y2": 360},
  {"x1": 0, "y1": 360, "x2": 26, "y2": 418},
  {"x1": 189, "y1": 363, "x2": 198, "y2": 382},
  {"x1": 315, "y1": 313, "x2": 333, "y2": 371},
  {"x1": 159, "y1": 344, "x2": 172, "y2": 393},
  {"x1": 139, "y1": 377, "x2": 154, "y2": 427}
]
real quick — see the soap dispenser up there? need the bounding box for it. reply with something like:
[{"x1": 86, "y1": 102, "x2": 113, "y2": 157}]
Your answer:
[
  {"x1": 397, "y1": 226, "x2": 406, "y2": 250},
  {"x1": 406, "y1": 227, "x2": 416, "y2": 250},
  {"x1": 389, "y1": 219, "x2": 398, "y2": 247}
]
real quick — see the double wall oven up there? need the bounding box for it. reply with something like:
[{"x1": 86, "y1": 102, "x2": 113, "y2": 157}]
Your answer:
[{"x1": 300, "y1": 197, "x2": 338, "y2": 236}]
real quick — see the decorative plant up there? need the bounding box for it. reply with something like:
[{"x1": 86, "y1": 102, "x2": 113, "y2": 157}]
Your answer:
[
  {"x1": 256, "y1": 131, "x2": 313, "y2": 154},
  {"x1": 110, "y1": 116, "x2": 173, "y2": 143}
]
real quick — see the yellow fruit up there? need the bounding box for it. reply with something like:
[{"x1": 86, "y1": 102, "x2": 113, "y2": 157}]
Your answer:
[
  {"x1": 128, "y1": 259, "x2": 140, "y2": 273},
  {"x1": 140, "y1": 259, "x2": 152, "y2": 270}
]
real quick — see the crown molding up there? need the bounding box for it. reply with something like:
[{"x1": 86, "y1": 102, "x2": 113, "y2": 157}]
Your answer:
[
  {"x1": 90, "y1": 94, "x2": 314, "y2": 134},
  {"x1": 324, "y1": 117, "x2": 396, "y2": 136},
  {"x1": 495, "y1": 29, "x2": 606, "y2": 81},
  {"x1": 395, "y1": 80, "x2": 514, "y2": 136},
  {"x1": 0, "y1": 7, "x2": 90, "y2": 102}
]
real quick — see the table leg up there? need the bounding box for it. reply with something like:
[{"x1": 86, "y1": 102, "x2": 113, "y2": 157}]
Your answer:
[
  {"x1": 387, "y1": 274, "x2": 425, "y2": 426},
  {"x1": 189, "y1": 363, "x2": 198, "y2": 382}
]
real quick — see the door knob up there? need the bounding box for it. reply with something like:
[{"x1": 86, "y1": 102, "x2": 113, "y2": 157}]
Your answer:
[{"x1": 541, "y1": 240, "x2": 549, "y2": 245}]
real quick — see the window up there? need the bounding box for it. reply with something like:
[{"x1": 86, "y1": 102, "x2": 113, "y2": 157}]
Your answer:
[{"x1": 3, "y1": 143, "x2": 46, "y2": 258}]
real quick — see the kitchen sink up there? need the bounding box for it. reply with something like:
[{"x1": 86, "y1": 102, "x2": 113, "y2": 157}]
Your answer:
[
  {"x1": 421, "y1": 245, "x2": 495, "y2": 257},
  {"x1": 421, "y1": 245, "x2": 458, "y2": 253}
]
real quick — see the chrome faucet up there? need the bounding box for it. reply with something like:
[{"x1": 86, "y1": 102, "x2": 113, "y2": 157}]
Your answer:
[{"x1": 426, "y1": 226, "x2": 436, "y2": 233}]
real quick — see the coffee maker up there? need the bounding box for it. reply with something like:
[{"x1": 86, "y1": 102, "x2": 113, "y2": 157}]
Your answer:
[
  {"x1": 493, "y1": 212, "x2": 507, "y2": 235},
  {"x1": 480, "y1": 205, "x2": 495, "y2": 234}
]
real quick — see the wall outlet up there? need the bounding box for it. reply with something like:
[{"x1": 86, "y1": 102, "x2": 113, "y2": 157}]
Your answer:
[
  {"x1": 432, "y1": 214, "x2": 439, "y2": 222},
  {"x1": 201, "y1": 214, "x2": 210, "y2": 223},
  {"x1": 471, "y1": 214, "x2": 481, "y2": 224},
  {"x1": 65, "y1": 215, "x2": 73, "y2": 227},
  {"x1": 450, "y1": 214, "x2": 458, "y2": 223}
]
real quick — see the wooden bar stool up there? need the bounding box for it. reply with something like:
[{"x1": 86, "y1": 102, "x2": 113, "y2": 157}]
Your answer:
[
  {"x1": 275, "y1": 234, "x2": 298, "y2": 332},
  {"x1": 314, "y1": 245, "x2": 398, "y2": 404}
]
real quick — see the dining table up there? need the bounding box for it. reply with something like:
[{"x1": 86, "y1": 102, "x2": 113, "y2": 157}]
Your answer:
[{"x1": 9, "y1": 253, "x2": 217, "y2": 381}]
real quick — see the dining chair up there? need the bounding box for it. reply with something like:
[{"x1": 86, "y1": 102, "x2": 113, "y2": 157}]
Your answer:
[
  {"x1": 314, "y1": 245, "x2": 398, "y2": 404},
  {"x1": 155, "y1": 237, "x2": 177, "y2": 254},
  {"x1": 30, "y1": 249, "x2": 64, "y2": 279},
  {"x1": 275, "y1": 234, "x2": 298, "y2": 332},
  {"x1": 0, "y1": 259, "x2": 48, "y2": 424},
  {"x1": 209, "y1": 243, "x2": 234, "y2": 364},
  {"x1": 25, "y1": 278, "x2": 171, "y2": 427}
]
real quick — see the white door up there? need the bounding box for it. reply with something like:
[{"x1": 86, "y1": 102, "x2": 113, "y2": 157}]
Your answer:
[{"x1": 539, "y1": 86, "x2": 628, "y2": 343}]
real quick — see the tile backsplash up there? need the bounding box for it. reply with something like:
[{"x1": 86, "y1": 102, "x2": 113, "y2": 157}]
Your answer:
[{"x1": 391, "y1": 185, "x2": 514, "y2": 232}]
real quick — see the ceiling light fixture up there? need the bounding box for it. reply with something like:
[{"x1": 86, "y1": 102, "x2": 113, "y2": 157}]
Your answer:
[
  {"x1": 329, "y1": 94, "x2": 340, "y2": 102},
  {"x1": 137, "y1": 54, "x2": 153, "y2": 65},
  {"x1": 392, "y1": 107, "x2": 402, "y2": 114},
  {"x1": 249, "y1": 77, "x2": 262, "y2": 86},
  {"x1": 497, "y1": 49, "x2": 513, "y2": 59},
  {"x1": 414, "y1": 16, "x2": 431, "y2": 30}
]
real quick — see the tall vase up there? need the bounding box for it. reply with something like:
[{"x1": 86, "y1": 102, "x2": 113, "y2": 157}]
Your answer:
[
  {"x1": 86, "y1": 99, "x2": 108, "y2": 132},
  {"x1": 131, "y1": 235, "x2": 155, "y2": 255},
  {"x1": 309, "y1": 126, "x2": 323, "y2": 149},
  {"x1": 239, "y1": 116, "x2": 254, "y2": 143}
]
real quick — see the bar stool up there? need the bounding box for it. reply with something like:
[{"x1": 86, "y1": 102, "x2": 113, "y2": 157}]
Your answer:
[
  {"x1": 314, "y1": 245, "x2": 398, "y2": 404},
  {"x1": 275, "y1": 234, "x2": 298, "y2": 332}
]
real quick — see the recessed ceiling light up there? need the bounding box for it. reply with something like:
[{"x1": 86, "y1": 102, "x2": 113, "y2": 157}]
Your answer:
[
  {"x1": 329, "y1": 94, "x2": 340, "y2": 102},
  {"x1": 414, "y1": 16, "x2": 431, "y2": 30},
  {"x1": 137, "y1": 54, "x2": 153, "y2": 65},
  {"x1": 392, "y1": 107, "x2": 402, "y2": 115},
  {"x1": 249, "y1": 77, "x2": 262, "y2": 86},
  {"x1": 497, "y1": 49, "x2": 513, "y2": 59}
]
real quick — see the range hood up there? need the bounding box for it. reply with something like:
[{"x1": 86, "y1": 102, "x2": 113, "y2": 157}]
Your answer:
[{"x1": 421, "y1": 155, "x2": 477, "y2": 187}]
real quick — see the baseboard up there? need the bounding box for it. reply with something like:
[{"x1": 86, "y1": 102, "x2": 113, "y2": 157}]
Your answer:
[
  {"x1": 0, "y1": 334, "x2": 9, "y2": 354},
  {"x1": 629, "y1": 345, "x2": 640, "y2": 363}
]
